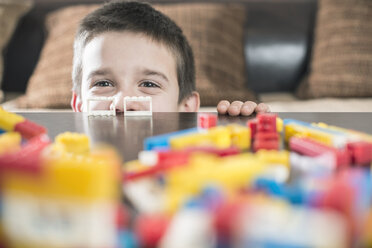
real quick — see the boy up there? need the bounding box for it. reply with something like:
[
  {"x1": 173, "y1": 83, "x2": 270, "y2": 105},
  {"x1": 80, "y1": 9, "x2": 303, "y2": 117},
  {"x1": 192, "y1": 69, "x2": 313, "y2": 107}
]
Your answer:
[{"x1": 71, "y1": 1, "x2": 269, "y2": 116}]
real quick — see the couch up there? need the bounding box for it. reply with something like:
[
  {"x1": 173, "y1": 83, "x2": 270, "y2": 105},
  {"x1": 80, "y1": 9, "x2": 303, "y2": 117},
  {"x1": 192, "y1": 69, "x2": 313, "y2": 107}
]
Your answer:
[{"x1": 1, "y1": 0, "x2": 372, "y2": 112}]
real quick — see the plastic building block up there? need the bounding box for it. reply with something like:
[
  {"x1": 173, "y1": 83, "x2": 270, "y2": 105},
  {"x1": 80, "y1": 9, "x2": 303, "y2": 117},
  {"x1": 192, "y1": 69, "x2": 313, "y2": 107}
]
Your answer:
[
  {"x1": 139, "y1": 150, "x2": 190, "y2": 167},
  {"x1": 347, "y1": 141, "x2": 372, "y2": 166},
  {"x1": 253, "y1": 139, "x2": 279, "y2": 152},
  {"x1": 208, "y1": 126, "x2": 233, "y2": 149},
  {"x1": 284, "y1": 119, "x2": 348, "y2": 148},
  {"x1": 125, "y1": 151, "x2": 190, "y2": 181},
  {"x1": 116, "y1": 205, "x2": 129, "y2": 230},
  {"x1": 276, "y1": 117, "x2": 283, "y2": 133},
  {"x1": 159, "y1": 207, "x2": 215, "y2": 248},
  {"x1": 256, "y1": 150, "x2": 290, "y2": 167},
  {"x1": 118, "y1": 230, "x2": 139, "y2": 248},
  {"x1": 124, "y1": 96, "x2": 152, "y2": 116},
  {"x1": 315, "y1": 122, "x2": 372, "y2": 143},
  {"x1": 86, "y1": 96, "x2": 116, "y2": 116},
  {"x1": 14, "y1": 119, "x2": 47, "y2": 140},
  {"x1": 170, "y1": 126, "x2": 231, "y2": 150},
  {"x1": 185, "y1": 146, "x2": 240, "y2": 157},
  {"x1": 227, "y1": 124, "x2": 251, "y2": 150},
  {"x1": 198, "y1": 113, "x2": 217, "y2": 129},
  {"x1": 144, "y1": 127, "x2": 199, "y2": 150},
  {"x1": 135, "y1": 214, "x2": 170, "y2": 247},
  {"x1": 123, "y1": 177, "x2": 166, "y2": 213},
  {"x1": 290, "y1": 152, "x2": 336, "y2": 177},
  {"x1": 0, "y1": 108, "x2": 25, "y2": 131},
  {"x1": 169, "y1": 132, "x2": 211, "y2": 150},
  {"x1": 253, "y1": 132, "x2": 279, "y2": 152},
  {"x1": 246, "y1": 119, "x2": 257, "y2": 139},
  {"x1": 164, "y1": 153, "x2": 264, "y2": 212},
  {"x1": 289, "y1": 136, "x2": 350, "y2": 168},
  {"x1": 257, "y1": 113, "x2": 277, "y2": 133},
  {"x1": 252, "y1": 114, "x2": 280, "y2": 152},
  {"x1": 0, "y1": 135, "x2": 50, "y2": 175},
  {"x1": 55, "y1": 132, "x2": 90, "y2": 155},
  {"x1": 0, "y1": 132, "x2": 21, "y2": 156},
  {"x1": 255, "y1": 132, "x2": 279, "y2": 141},
  {"x1": 1, "y1": 146, "x2": 120, "y2": 248}
]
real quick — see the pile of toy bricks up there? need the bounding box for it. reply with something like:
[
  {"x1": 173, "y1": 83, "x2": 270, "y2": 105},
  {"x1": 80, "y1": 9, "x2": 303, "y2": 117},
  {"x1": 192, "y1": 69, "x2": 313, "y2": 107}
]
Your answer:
[
  {"x1": 1, "y1": 108, "x2": 372, "y2": 248},
  {"x1": 122, "y1": 113, "x2": 372, "y2": 248},
  {"x1": 0, "y1": 108, "x2": 121, "y2": 248}
]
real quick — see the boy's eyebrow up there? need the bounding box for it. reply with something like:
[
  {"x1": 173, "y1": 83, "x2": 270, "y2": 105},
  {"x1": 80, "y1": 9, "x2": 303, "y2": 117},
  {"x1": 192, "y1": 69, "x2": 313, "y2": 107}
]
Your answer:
[
  {"x1": 87, "y1": 69, "x2": 111, "y2": 80},
  {"x1": 141, "y1": 68, "x2": 169, "y2": 83}
]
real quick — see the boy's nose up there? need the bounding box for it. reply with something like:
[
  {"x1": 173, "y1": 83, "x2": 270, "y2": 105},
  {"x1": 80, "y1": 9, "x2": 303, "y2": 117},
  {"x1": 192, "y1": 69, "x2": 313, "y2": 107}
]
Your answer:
[{"x1": 112, "y1": 95, "x2": 124, "y2": 113}]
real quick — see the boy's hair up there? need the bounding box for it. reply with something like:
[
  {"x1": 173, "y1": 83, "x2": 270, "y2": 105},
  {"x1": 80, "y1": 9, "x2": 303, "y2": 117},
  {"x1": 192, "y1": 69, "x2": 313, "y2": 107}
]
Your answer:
[{"x1": 72, "y1": 0, "x2": 195, "y2": 103}]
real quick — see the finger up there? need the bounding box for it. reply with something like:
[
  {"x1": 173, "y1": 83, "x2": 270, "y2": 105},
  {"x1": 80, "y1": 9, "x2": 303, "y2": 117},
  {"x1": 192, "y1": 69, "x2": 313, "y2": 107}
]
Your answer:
[
  {"x1": 255, "y1": 103, "x2": 271, "y2": 113},
  {"x1": 217, "y1": 100, "x2": 230, "y2": 114},
  {"x1": 240, "y1": 101, "x2": 258, "y2": 116},
  {"x1": 227, "y1": 101, "x2": 244, "y2": 116}
]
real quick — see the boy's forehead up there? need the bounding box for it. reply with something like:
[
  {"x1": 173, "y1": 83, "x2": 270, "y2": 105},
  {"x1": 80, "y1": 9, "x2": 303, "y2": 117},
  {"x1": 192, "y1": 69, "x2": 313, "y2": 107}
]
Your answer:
[{"x1": 82, "y1": 31, "x2": 178, "y2": 77}]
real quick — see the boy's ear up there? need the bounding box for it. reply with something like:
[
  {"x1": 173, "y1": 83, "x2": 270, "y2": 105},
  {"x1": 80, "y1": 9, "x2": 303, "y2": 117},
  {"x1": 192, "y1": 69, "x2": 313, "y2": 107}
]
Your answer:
[
  {"x1": 178, "y1": 91, "x2": 200, "y2": 112},
  {"x1": 71, "y1": 91, "x2": 83, "y2": 112}
]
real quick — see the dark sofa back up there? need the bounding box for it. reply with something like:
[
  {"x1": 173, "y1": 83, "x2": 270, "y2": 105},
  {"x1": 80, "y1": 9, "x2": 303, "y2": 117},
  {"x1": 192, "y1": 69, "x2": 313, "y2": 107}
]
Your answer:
[{"x1": 2, "y1": 0, "x2": 317, "y2": 94}]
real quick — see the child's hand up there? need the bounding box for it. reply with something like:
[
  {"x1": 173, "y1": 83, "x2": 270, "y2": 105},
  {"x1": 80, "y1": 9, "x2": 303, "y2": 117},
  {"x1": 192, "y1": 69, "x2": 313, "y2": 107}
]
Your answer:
[{"x1": 217, "y1": 100, "x2": 270, "y2": 116}]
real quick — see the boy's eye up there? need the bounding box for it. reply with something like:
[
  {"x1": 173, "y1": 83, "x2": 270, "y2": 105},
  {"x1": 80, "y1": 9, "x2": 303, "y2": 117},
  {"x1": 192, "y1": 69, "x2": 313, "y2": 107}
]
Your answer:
[
  {"x1": 139, "y1": 81, "x2": 160, "y2": 88},
  {"x1": 93, "y1": 80, "x2": 113, "y2": 87}
]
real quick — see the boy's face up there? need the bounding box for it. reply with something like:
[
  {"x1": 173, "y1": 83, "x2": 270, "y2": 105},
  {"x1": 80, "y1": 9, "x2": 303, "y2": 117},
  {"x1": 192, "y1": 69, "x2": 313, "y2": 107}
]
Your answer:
[{"x1": 72, "y1": 31, "x2": 199, "y2": 112}]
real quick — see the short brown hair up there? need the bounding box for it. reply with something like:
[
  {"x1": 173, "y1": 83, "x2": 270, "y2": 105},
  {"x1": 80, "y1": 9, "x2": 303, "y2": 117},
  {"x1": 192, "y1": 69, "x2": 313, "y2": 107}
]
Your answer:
[{"x1": 72, "y1": 0, "x2": 195, "y2": 103}]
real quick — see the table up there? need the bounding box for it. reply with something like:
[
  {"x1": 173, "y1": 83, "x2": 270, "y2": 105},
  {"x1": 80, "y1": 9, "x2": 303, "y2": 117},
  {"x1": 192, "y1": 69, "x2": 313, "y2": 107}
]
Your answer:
[{"x1": 20, "y1": 112, "x2": 372, "y2": 161}]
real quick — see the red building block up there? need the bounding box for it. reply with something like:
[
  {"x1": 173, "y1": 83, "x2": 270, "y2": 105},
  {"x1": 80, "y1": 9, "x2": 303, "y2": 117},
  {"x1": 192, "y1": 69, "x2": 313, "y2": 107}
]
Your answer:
[
  {"x1": 347, "y1": 141, "x2": 372, "y2": 166},
  {"x1": 253, "y1": 131, "x2": 279, "y2": 152},
  {"x1": 0, "y1": 135, "x2": 51, "y2": 175},
  {"x1": 116, "y1": 205, "x2": 129, "y2": 230},
  {"x1": 246, "y1": 119, "x2": 257, "y2": 139},
  {"x1": 135, "y1": 214, "x2": 170, "y2": 247},
  {"x1": 125, "y1": 150, "x2": 191, "y2": 181},
  {"x1": 198, "y1": 113, "x2": 217, "y2": 129},
  {"x1": 257, "y1": 113, "x2": 277, "y2": 133},
  {"x1": 289, "y1": 137, "x2": 350, "y2": 168},
  {"x1": 253, "y1": 139, "x2": 279, "y2": 152},
  {"x1": 255, "y1": 132, "x2": 279, "y2": 141},
  {"x1": 14, "y1": 119, "x2": 47, "y2": 140}
]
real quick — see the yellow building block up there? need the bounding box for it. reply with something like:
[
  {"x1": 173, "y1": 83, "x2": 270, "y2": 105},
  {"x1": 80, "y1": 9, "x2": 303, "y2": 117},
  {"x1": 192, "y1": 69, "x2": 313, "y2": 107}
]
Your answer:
[
  {"x1": 256, "y1": 150, "x2": 290, "y2": 167},
  {"x1": 276, "y1": 117, "x2": 283, "y2": 133},
  {"x1": 285, "y1": 123, "x2": 339, "y2": 147},
  {"x1": 227, "y1": 124, "x2": 250, "y2": 150},
  {"x1": 0, "y1": 132, "x2": 21, "y2": 155},
  {"x1": 55, "y1": 132, "x2": 90, "y2": 155},
  {"x1": 165, "y1": 153, "x2": 264, "y2": 213},
  {"x1": 316, "y1": 122, "x2": 372, "y2": 143},
  {"x1": 170, "y1": 126, "x2": 231, "y2": 150},
  {"x1": 1, "y1": 145, "x2": 121, "y2": 248},
  {"x1": 0, "y1": 108, "x2": 24, "y2": 131},
  {"x1": 284, "y1": 123, "x2": 307, "y2": 143},
  {"x1": 208, "y1": 126, "x2": 232, "y2": 149},
  {"x1": 2, "y1": 147, "x2": 119, "y2": 203}
]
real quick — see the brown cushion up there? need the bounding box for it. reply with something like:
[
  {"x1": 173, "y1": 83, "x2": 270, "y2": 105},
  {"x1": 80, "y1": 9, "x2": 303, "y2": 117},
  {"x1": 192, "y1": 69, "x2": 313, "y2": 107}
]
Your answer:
[
  {"x1": 155, "y1": 4, "x2": 256, "y2": 106},
  {"x1": 16, "y1": 3, "x2": 256, "y2": 109},
  {"x1": 0, "y1": 0, "x2": 32, "y2": 101},
  {"x1": 16, "y1": 5, "x2": 99, "y2": 108},
  {"x1": 297, "y1": 0, "x2": 372, "y2": 98}
]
